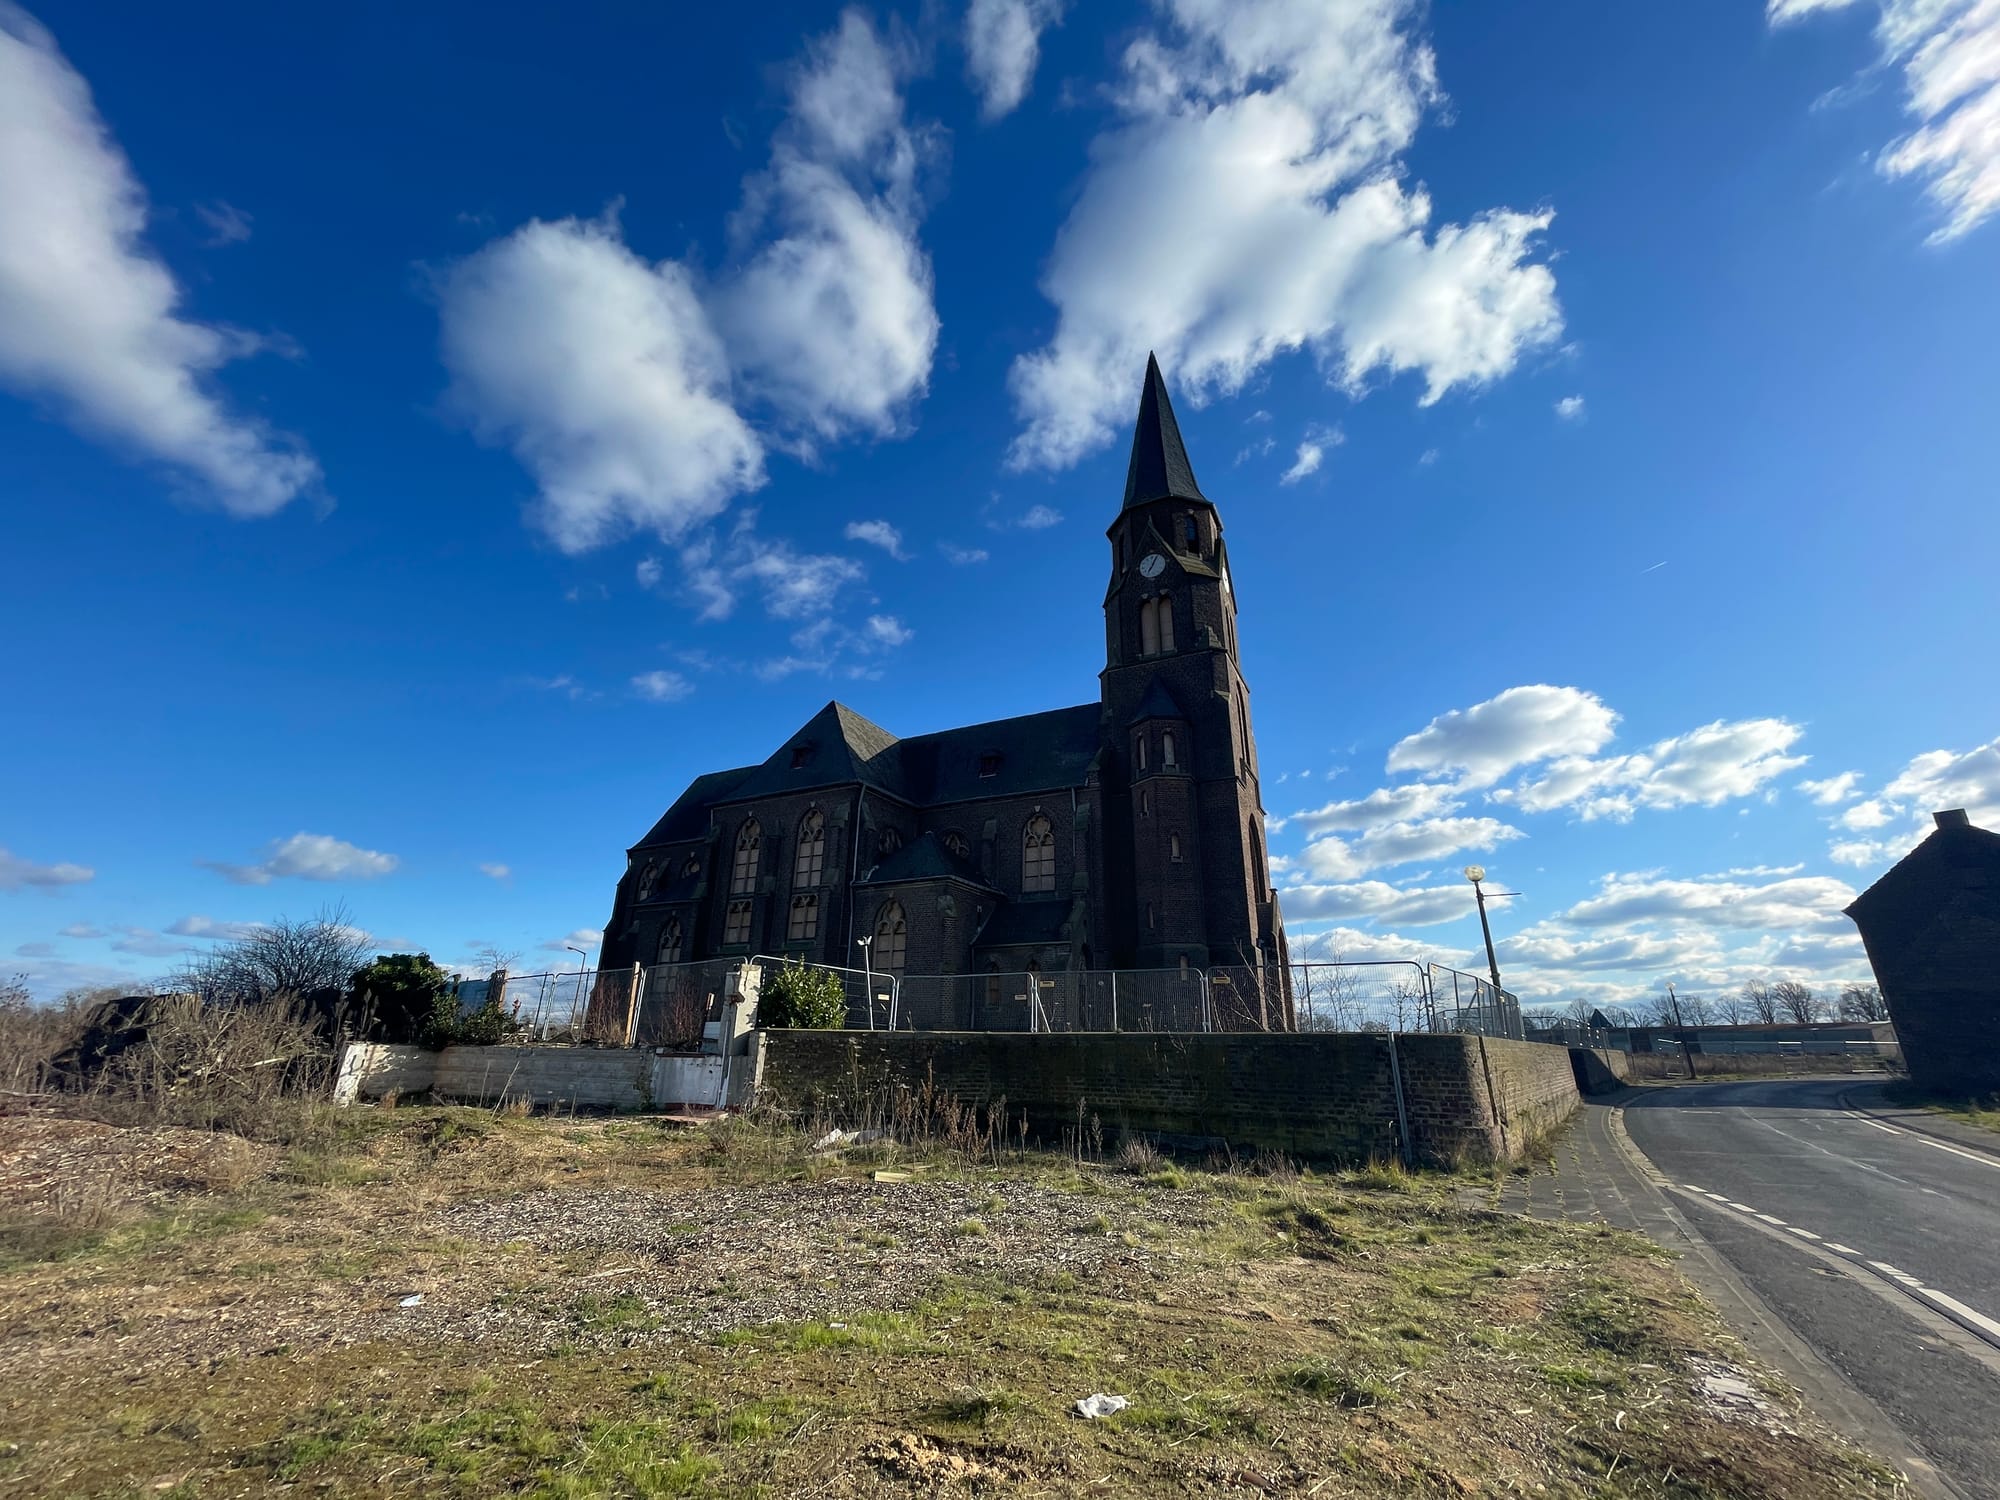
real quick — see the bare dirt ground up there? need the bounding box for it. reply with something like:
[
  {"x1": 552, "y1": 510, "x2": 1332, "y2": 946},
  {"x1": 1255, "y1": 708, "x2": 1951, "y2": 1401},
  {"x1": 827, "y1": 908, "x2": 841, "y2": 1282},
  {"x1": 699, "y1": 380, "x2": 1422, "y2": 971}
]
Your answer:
[{"x1": 0, "y1": 1102, "x2": 1908, "y2": 1498}]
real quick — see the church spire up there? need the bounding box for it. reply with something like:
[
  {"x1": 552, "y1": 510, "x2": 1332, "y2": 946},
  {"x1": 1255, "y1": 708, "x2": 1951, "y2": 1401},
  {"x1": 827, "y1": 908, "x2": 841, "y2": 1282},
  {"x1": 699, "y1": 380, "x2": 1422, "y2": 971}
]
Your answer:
[{"x1": 1121, "y1": 353, "x2": 1207, "y2": 510}]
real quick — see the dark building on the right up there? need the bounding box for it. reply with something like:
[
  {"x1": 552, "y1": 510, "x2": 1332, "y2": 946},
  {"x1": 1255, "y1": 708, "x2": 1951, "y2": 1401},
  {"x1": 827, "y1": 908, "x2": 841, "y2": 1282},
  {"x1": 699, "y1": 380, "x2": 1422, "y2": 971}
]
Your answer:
[{"x1": 1844, "y1": 808, "x2": 2000, "y2": 1096}]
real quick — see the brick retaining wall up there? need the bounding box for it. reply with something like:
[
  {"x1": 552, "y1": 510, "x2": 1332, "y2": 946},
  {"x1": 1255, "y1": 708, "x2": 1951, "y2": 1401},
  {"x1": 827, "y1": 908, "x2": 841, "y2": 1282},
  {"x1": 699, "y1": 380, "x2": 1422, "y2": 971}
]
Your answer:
[{"x1": 757, "y1": 1031, "x2": 1585, "y2": 1166}]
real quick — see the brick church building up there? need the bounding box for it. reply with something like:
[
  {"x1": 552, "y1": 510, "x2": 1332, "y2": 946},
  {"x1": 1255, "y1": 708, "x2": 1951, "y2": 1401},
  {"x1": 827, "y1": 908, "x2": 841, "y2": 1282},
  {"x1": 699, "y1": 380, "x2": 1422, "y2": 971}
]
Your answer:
[{"x1": 598, "y1": 357, "x2": 1293, "y2": 1027}]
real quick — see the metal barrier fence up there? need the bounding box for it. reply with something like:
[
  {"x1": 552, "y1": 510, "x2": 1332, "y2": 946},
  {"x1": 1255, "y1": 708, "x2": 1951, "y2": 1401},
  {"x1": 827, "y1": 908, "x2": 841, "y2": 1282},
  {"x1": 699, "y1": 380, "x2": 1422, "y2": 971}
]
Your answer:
[
  {"x1": 1427, "y1": 963, "x2": 1524, "y2": 1040},
  {"x1": 750, "y1": 955, "x2": 900, "y2": 1032},
  {"x1": 1288, "y1": 960, "x2": 1431, "y2": 1034},
  {"x1": 890, "y1": 967, "x2": 1212, "y2": 1033}
]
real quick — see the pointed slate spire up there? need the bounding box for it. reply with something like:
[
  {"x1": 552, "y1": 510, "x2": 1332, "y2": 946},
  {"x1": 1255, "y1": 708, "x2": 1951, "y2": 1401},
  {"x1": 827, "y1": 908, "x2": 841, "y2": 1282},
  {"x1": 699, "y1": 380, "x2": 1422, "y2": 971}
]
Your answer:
[{"x1": 1121, "y1": 353, "x2": 1207, "y2": 510}]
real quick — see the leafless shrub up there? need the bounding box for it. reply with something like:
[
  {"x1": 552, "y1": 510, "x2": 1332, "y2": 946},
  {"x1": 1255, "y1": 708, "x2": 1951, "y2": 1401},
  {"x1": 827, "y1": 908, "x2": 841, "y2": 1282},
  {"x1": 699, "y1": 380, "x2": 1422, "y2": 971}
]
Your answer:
[
  {"x1": 0, "y1": 978, "x2": 100, "y2": 1095},
  {"x1": 1114, "y1": 1138, "x2": 1163, "y2": 1174},
  {"x1": 176, "y1": 904, "x2": 370, "y2": 1013}
]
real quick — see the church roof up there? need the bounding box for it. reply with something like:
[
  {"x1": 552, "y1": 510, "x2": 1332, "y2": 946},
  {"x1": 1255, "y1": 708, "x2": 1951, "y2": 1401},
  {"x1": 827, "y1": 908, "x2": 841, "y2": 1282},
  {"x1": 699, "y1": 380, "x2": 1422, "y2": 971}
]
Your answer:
[
  {"x1": 858, "y1": 830, "x2": 996, "y2": 890},
  {"x1": 630, "y1": 702, "x2": 1103, "y2": 848},
  {"x1": 1845, "y1": 809, "x2": 2000, "y2": 961},
  {"x1": 1121, "y1": 353, "x2": 1207, "y2": 511},
  {"x1": 975, "y1": 899, "x2": 1072, "y2": 950},
  {"x1": 1126, "y1": 678, "x2": 1187, "y2": 726}
]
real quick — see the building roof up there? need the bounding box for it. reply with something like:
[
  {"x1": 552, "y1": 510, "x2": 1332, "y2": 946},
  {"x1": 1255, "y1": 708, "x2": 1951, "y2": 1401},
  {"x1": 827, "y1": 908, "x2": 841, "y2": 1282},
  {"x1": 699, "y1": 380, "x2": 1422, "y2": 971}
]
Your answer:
[
  {"x1": 1121, "y1": 353, "x2": 1208, "y2": 511},
  {"x1": 974, "y1": 898, "x2": 1073, "y2": 949},
  {"x1": 1126, "y1": 678, "x2": 1187, "y2": 726},
  {"x1": 857, "y1": 830, "x2": 996, "y2": 890},
  {"x1": 630, "y1": 702, "x2": 1103, "y2": 848},
  {"x1": 1845, "y1": 809, "x2": 2000, "y2": 957}
]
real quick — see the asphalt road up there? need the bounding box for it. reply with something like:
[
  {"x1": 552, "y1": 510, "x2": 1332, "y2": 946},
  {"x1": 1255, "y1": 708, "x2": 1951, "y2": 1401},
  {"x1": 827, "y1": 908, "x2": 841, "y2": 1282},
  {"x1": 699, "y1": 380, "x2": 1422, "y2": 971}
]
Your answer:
[{"x1": 1621, "y1": 1079, "x2": 2000, "y2": 1500}]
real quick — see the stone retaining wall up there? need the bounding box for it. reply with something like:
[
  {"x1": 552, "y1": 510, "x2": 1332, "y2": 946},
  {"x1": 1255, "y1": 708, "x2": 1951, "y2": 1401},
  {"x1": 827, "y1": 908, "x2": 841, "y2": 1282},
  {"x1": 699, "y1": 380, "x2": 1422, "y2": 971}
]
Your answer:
[{"x1": 756, "y1": 1031, "x2": 1587, "y2": 1166}]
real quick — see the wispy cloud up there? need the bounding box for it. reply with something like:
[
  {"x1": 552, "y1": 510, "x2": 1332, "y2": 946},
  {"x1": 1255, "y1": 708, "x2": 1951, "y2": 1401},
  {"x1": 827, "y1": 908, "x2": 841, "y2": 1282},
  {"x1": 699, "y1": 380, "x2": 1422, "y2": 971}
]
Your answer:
[
  {"x1": 201, "y1": 832, "x2": 398, "y2": 886},
  {"x1": 844, "y1": 518, "x2": 909, "y2": 559},
  {"x1": 0, "y1": 846, "x2": 94, "y2": 892}
]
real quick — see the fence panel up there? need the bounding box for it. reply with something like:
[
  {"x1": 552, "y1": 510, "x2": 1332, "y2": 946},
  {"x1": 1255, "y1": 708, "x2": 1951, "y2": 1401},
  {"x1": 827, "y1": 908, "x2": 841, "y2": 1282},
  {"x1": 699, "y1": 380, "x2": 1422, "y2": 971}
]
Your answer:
[
  {"x1": 632, "y1": 960, "x2": 739, "y2": 1049},
  {"x1": 1426, "y1": 964, "x2": 1524, "y2": 1039},
  {"x1": 1288, "y1": 961, "x2": 1432, "y2": 1034},
  {"x1": 1204, "y1": 965, "x2": 1292, "y2": 1031},
  {"x1": 751, "y1": 956, "x2": 900, "y2": 1032}
]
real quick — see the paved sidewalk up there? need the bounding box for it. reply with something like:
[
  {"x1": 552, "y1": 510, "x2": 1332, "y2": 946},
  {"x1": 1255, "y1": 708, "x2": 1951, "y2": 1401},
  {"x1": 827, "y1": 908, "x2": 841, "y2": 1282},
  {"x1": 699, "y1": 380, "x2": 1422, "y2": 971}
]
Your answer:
[{"x1": 1486, "y1": 1088, "x2": 1689, "y2": 1240}]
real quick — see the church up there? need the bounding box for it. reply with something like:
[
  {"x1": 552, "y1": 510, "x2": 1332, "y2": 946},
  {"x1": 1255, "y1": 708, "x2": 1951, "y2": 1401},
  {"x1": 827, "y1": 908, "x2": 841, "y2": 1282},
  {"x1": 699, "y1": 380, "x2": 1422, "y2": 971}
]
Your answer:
[{"x1": 598, "y1": 357, "x2": 1292, "y2": 1028}]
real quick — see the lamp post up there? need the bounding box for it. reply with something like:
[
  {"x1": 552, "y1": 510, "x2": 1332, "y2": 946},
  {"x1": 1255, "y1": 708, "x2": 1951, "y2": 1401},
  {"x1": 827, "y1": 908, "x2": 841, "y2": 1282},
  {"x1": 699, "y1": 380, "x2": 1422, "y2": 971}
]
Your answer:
[
  {"x1": 1462, "y1": 867, "x2": 1518, "y2": 1025},
  {"x1": 564, "y1": 944, "x2": 589, "y2": 1037},
  {"x1": 854, "y1": 936, "x2": 874, "y2": 1031},
  {"x1": 1665, "y1": 981, "x2": 1698, "y2": 1080}
]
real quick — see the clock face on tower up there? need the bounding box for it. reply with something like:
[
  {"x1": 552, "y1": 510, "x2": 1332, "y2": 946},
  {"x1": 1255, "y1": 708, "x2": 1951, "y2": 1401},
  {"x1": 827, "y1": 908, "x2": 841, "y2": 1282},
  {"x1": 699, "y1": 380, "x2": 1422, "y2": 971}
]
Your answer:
[{"x1": 1138, "y1": 552, "x2": 1166, "y2": 578}]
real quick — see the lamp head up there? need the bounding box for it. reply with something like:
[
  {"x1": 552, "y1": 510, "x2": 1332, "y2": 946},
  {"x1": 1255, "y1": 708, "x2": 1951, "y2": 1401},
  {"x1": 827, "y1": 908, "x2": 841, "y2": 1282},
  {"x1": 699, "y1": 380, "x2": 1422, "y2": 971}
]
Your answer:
[{"x1": 1463, "y1": 865, "x2": 1486, "y2": 884}]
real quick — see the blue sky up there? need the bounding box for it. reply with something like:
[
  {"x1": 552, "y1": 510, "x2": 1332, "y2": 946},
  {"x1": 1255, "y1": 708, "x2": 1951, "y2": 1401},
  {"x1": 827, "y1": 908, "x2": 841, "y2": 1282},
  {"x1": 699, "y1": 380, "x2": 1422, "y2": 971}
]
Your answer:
[{"x1": 4, "y1": 0, "x2": 1997, "y2": 1008}]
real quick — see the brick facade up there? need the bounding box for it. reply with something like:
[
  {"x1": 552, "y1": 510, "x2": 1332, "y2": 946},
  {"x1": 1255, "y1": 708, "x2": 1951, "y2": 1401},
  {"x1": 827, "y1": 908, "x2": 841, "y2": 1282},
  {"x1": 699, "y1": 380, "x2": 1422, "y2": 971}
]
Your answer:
[{"x1": 599, "y1": 359, "x2": 1291, "y2": 1022}]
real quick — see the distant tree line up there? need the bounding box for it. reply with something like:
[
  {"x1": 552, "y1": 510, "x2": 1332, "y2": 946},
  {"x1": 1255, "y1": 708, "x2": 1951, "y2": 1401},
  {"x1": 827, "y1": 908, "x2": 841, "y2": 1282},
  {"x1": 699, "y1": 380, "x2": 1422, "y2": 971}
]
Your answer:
[{"x1": 1527, "y1": 981, "x2": 1888, "y2": 1033}]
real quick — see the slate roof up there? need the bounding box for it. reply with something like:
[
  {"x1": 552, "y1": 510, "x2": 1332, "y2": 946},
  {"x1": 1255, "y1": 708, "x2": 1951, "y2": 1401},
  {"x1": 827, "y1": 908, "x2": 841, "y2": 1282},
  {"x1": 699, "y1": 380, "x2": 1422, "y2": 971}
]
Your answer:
[
  {"x1": 857, "y1": 831, "x2": 996, "y2": 890},
  {"x1": 1126, "y1": 678, "x2": 1188, "y2": 726},
  {"x1": 629, "y1": 701, "x2": 1103, "y2": 848},
  {"x1": 1845, "y1": 811, "x2": 2000, "y2": 960},
  {"x1": 1121, "y1": 352, "x2": 1208, "y2": 511},
  {"x1": 975, "y1": 899, "x2": 1073, "y2": 949}
]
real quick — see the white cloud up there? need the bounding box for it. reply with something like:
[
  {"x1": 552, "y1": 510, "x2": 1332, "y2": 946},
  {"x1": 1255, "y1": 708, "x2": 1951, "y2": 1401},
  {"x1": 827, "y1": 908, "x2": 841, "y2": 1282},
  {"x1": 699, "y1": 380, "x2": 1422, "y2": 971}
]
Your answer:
[
  {"x1": 439, "y1": 10, "x2": 935, "y2": 556},
  {"x1": 635, "y1": 556, "x2": 663, "y2": 589},
  {"x1": 477, "y1": 862, "x2": 511, "y2": 881},
  {"x1": 1018, "y1": 504, "x2": 1063, "y2": 529},
  {"x1": 0, "y1": 10, "x2": 319, "y2": 514},
  {"x1": 845, "y1": 518, "x2": 909, "y2": 558},
  {"x1": 862, "y1": 614, "x2": 913, "y2": 648},
  {"x1": 164, "y1": 915, "x2": 264, "y2": 941},
  {"x1": 714, "y1": 12, "x2": 938, "y2": 446},
  {"x1": 965, "y1": 0, "x2": 1065, "y2": 120},
  {"x1": 0, "y1": 846, "x2": 94, "y2": 891},
  {"x1": 1837, "y1": 797, "x2": 1895, "y2": 830},
  {"x1": 1829, "y1": 838, "x2": 1896, "y2": 867},
  {"x1": 1279, "y1": 442, "x2": 1323, "y2": 483},
  {"x1": 58, "y1": 923, "x2": 103, "y2": 938},
  {"x1": 1005, "y1": 0, "x2": 1561, "y2": 470},
  {"x1": 938, "y1": 541, "x2": 989, "y2": 564},
  {"x1": 1561, "y1": 870, "x2": 1857, "y2": 933},
  {"x1": 542, "y1": 928, "x2": 604, "y2": 954},
  {"x1": 110, "y1": 926, "x2": 189, "y2": 958},
  {"x1": 1495, "y1": 716, "x2": 1808, "y2": 821},
  {"x1": 438, "y1": 211, "x2": 764, "y2": 555},
  {"x1": 682, "y1": 515, "x2": 866, "y2": 623},
  {"x1": 631, "y1": 669, "x2": 693, "y2": 703},
  {"x1": 1300, "y1": 815, "x2": 1524, "y2": 881},
  {"x1": 1799, "y1": 770, "x2": 1863, "y2": 804},
  {"x1": 193, "y1": 199, "x2": 253, "y2": 247},
  {"x1": 1388, "y1": 685, "x2": 1618, "y2": 787},
  {"x1": 1286, "y1": 781, "x2": 1461, "y2": 835},
  {"x1": 1554, "y1": 394, "x2": 1585, "y2": 420},
  {"x1": 1881, "y1": 735, "x2": 2000, "y2": 823},
  {"x1": 1772, "y1": 0, "x2": 2000, "y2": 240},
  {"x1": 1278, "y1": 880, "x2": 1472, "y2": 926},
  {"x1": 203, "y1": 832, "x2": 398, "y2": 886},
  {"x1": 1288, "y1": 924, "x2": 1472, "y2": 967}
]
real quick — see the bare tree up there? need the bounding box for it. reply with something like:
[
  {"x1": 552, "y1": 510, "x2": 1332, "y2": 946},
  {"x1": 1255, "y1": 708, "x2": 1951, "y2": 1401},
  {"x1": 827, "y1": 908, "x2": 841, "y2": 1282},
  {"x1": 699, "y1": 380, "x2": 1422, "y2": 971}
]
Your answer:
[
  {"x1": 178, "y1": 903, "x2": 372, "y2": 1007},
  {"x1": 1772, "y1": 980, "x2": 1821, "y2": 1024},
  {"x1": 1837, "y1": 983, "x2": 1889, "y2": 1022},
  {"x1": 470, "y1": 944, "x2": 522, "y2": 977},
  {"x1": 1740, "y1": 980, "x2": 1780, "y2": 1025}
]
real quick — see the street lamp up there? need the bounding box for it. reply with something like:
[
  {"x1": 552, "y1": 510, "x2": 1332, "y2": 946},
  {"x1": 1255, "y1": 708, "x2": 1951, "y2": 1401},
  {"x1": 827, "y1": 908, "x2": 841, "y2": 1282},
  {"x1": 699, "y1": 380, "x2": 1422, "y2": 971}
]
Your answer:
[
  {"x1": 1462, "y1": 866, "x2": 1519, "y2": 1020},
  {"x1": 854, "y1": 936, "x2": 874, "y2": 1030},
  {"x1": 1665, "y1": 981, "x2": 1698, "y2": 1080}
]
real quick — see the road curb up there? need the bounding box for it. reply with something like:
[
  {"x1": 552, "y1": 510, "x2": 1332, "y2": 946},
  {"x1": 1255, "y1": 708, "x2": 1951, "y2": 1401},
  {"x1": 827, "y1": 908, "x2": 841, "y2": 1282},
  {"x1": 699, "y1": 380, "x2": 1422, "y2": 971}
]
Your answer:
[{"x1": 1836, "y1": 1084, "x2": 2000, "y2": 1166}]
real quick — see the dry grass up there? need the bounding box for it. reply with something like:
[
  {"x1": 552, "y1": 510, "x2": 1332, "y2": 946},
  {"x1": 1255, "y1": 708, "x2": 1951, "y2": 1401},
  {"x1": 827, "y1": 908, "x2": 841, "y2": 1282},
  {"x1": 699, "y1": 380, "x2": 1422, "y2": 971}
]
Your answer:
[
  {"x1": 1624, "y1": 1051, "x2": 1900, "y2": 1083},
  {"x1": 0, "y1": 1103, "x2": 1908, "y2": 1499}
]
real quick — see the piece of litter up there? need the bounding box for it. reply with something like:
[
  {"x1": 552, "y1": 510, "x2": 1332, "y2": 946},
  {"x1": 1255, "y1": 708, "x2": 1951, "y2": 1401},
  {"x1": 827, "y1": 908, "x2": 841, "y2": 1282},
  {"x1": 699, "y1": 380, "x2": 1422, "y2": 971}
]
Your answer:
[
  {"x1": 397, "y1": 1294, "x2": 423, "y2": 1308},
  {"x1": 829, "y1": 1322, "x2": 847, "y2": 1330},
  {"x1": 1073, "y1": 1393, "x2": 1129, "y2": 1420}
]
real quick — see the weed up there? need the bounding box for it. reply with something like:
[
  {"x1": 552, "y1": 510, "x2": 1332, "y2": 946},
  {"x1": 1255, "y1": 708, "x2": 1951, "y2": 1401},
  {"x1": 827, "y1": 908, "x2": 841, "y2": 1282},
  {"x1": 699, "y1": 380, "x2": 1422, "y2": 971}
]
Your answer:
[
  {"x1": 955, "y1": 1217, "x2": 988, "y2": 1237},
  {"x1": 1272, "y1": 1361, "x2": 1396, "y2": 1408}
]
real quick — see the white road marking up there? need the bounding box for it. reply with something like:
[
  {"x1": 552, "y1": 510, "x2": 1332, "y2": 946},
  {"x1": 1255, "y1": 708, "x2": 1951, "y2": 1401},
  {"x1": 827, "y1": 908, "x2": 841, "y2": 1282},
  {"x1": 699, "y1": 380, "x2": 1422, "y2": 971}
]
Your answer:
[
  {"x1": 1826, "y1": 1243, "x2": 1859, "y2": 1255},
  {"x1": 1788, "y1": 1227, "x2": 1822, "y2": 1241},
  {"x1": 1705, "y1": 1192, "x2": 1728, "y2": 1202},
  {"x1": 1908, "y1": 1135, "x2": 2000, "y2": 1171},
  {"x1": 1917, "y1": 1288, "x2": 2000, "y2": 1343},
  {"x1": 1684, "y1": 1183, "x2": 1705, "y2": 1192},
  {"x1": 1728, "y1": 1202, "x2": 1755, "y2": 1212},
  {"x1": 1755, "y1": 1213, "x2": 1787, "y2": 1225}
]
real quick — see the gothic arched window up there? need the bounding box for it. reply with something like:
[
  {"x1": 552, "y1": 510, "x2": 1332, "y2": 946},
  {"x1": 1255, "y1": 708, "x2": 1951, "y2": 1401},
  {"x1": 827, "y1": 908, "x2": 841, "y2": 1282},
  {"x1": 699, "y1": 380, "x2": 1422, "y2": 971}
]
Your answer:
[
  {"x1": 878, "y1": 826, "x2": 903, "y2": 858},
  {"x1": 1249, "y1": 816, "x2": 1267, "y2": 891},
  {"x1": 787, "y1": 892, "x2": 820, "y2": 942},
  {"x1": 1156, "y1": 596, "x2": 1174, "y2": 652},
  {"x1": 1162, "y1": 730, "x2": 1178, "y2": 768},
  {"x1": 874, "y1": 901, "x2": 908, "y2": 972},
  {"x1": 636, "y1": 860, "x2": 658, "y2": 900},
  {"x1": 1022, "y1": 814, "x2": 1056, "y2": 894},
  {"x1": 1135, "y1": 733, "x2": 1148, "y2": 772},
  {"x1": 731, "y1": 819, "x2": 761, "y2": 895},
  {"x1": 793, "y1": 809, "x2": 825, "y2": 887},
  {"x1": 1170, "y1": 832, "x2": 1183, "y2": 862},
  {"x1": 657, "y1": 918, "x2": 683, "y2": 965},
  {"x1": 723, "y1": 900, "x2": 752, "y2": 946},
  {"x1": 1139, "y1": 597, "x2": 1159, "y2": 656}
]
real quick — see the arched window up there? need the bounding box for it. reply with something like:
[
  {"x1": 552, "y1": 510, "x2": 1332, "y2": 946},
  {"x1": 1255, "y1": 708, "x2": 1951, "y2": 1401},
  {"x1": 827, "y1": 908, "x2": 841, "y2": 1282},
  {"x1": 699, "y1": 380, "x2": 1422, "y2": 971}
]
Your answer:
[
  {"x1": 878, "y1": 826, "x2": 903, "y2": 857},
  {"x1": 1135, "y1": 734, "x2": 1148, "y2": 772},
  {"x1": 787, "y1": 892, "x2": 819, "y2": 942},
  {"x1": 1147, "y1": 902, "x2": 1156, "y2": 931},
  {"x1": 942, "y1": 830, "x2": 969, "y2": 858},
  {"x1": 731, "y1": 819, "x2": 761, "y2": 895},
  {"x1": 657, "y1": 918, "x2": 683, "y2": 965},
  {"x1": 793, "y1": 809, "x2": 825, "y2": 887},
  {"x1": 1180, "y1": 513, "x2": 1198, "y2": 550},
  {"x1": 1139, "y1": 597, "x2": 1159, "y2": 655},
  {"x1": 683, "y1": 855, "x2": 701, "y2": 878},
  {"x1": 874, "y1": 901, "x2": 907, "y2": 972},
  {"x1": 723, "y1": 900, "x2": 752, "y2": 946},
  {"x1": 1022, "y1": 814, "x2": 1056, "y2": 894},
  {"x1": 1249, "y1": 817, "x2": 1267, "y2": 891},
  {"x1": 1162, "y1": 730, "x2": 1177, "y2": 768},
  {"x1": 1170, "y1": 832, "x2": 1183, "y2": 862},
  {"x1": 1140, "y1": 788, "x2": 1151, "y2": 818},
  {"x1": 636, "y1": 860, "x2": 657, "y2": 900},
  {"x1": 1156, "y1": 596, "x2": 1174, "y2": 652}
]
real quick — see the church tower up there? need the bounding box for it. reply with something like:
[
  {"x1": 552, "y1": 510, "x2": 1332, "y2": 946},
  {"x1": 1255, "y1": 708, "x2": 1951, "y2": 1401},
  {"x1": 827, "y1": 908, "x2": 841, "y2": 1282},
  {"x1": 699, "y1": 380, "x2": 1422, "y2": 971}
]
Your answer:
[{"x1": 1098, "y1": 356, "x2": 1287, "y2": 1019}]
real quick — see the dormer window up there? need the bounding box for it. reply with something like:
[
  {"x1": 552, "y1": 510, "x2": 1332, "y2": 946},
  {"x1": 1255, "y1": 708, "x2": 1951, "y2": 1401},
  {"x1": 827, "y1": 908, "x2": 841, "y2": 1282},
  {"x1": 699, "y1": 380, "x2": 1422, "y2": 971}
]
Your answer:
[
  {"x1": 790, "y1": 743, "x2": 815, "y2": 769},
  {"x1": 978, "y1": 752, "x2": 1001, "y2": 778}
]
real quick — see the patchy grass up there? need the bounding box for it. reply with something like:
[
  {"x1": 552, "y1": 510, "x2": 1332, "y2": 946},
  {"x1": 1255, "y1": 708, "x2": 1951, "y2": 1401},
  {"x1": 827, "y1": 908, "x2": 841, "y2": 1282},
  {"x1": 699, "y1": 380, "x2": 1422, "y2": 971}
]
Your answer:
[
  {"x1": 1882, "y1": 1081, "x2": 2000, "y2": 1140},
  {"x1": 0, "y1": 1103, "x2": 1907, "y2": 1498}
]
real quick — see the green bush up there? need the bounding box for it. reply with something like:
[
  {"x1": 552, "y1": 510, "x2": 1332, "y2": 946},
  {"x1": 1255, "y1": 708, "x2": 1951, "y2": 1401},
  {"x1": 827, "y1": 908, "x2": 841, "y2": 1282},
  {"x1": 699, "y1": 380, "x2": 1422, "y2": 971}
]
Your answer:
[
  {"x1": 758, "y1": 960, "x2": 847, "y2": 1030},
  {"x1": 453, "y1": 1000, "x2": 509, "y2": 1046},
  {"x1": 348, "y1": 954, "x2": 457, "y2": 1048}
]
